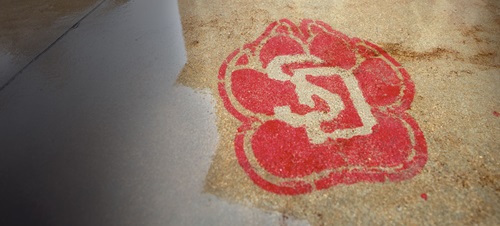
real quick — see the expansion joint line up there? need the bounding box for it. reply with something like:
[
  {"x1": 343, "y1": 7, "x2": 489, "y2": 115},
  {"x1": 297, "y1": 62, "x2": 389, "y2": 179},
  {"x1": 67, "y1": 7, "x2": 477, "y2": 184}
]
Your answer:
[{"x1": 0, "y1": 0, "x2": 109, "y2": 92}]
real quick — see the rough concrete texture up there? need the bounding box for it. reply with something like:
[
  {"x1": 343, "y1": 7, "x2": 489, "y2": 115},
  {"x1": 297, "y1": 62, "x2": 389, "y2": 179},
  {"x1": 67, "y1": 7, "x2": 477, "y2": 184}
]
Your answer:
[{"x1": 177, "y1": 0, "x2": 499, "y2": 225}]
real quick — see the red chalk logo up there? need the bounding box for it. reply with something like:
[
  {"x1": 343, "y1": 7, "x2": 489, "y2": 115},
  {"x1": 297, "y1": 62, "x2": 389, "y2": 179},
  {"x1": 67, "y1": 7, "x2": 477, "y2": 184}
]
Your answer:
[{"x1": 218, "y1": 19, "x2": 428, "y2": 195}]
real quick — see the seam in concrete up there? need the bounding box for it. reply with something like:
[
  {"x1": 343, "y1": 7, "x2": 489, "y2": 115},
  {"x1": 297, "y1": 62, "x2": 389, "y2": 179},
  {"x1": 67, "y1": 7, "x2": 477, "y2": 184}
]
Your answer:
[{"x1": 0, "y1": 0, "x2": 109, "y2": 93}]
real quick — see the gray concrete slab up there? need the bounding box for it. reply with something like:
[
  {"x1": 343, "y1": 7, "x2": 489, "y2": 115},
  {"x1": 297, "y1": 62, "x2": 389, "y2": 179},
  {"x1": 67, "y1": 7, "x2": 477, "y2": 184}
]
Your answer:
[
  {"x1": 0, "y1": 0, "x2": 308, "y2": 225},
  {"x1": 0, "y1": 0, "x2": 104, "y2": 87}
]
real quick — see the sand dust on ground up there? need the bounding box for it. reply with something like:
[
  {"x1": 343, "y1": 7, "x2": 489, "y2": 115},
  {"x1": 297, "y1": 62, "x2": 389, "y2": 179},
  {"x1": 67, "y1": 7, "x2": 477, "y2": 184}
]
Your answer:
[{"x1": 177, "y1": 0, "x2": 499, "y2": 225}]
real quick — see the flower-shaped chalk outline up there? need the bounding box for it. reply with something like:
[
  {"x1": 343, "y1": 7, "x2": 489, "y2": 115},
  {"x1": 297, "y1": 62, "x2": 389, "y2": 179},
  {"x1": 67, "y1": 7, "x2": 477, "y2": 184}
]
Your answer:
[{"x1": 218, "y1": 19, "x2": 427, "y2": 195}]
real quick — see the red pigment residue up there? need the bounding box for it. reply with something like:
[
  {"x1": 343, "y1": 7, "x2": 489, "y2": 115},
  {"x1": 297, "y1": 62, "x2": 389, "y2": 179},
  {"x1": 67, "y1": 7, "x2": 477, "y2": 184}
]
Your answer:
[
  {"x1": 218, "y1": 19, "x2": 428, "y2": 195},
  {"x1": 493, "y1": 111, "x2": 500, "y2": 117},
  {"x1": 421, "y1": 193, "x2": 428, "y2": 201}
]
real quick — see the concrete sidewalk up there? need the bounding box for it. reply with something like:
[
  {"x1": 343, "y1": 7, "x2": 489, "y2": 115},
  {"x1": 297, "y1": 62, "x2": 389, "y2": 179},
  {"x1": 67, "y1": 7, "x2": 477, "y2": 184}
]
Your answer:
[{"x1": 1, "y1": 0, "x2": 499, "y2": 225}]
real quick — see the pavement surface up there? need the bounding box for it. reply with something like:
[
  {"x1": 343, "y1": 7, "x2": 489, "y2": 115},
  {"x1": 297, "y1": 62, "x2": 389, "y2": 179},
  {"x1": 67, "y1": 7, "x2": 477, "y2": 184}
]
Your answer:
[
  {"x1": 0, "y1": 0, "x2": 308, "y2": 225},
  {"x1": 1, "y1": 0, "x2": 499, "y2": 225},
  {"x1": 178, "y1": 0, "x2": 499, "y2": 225}
]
